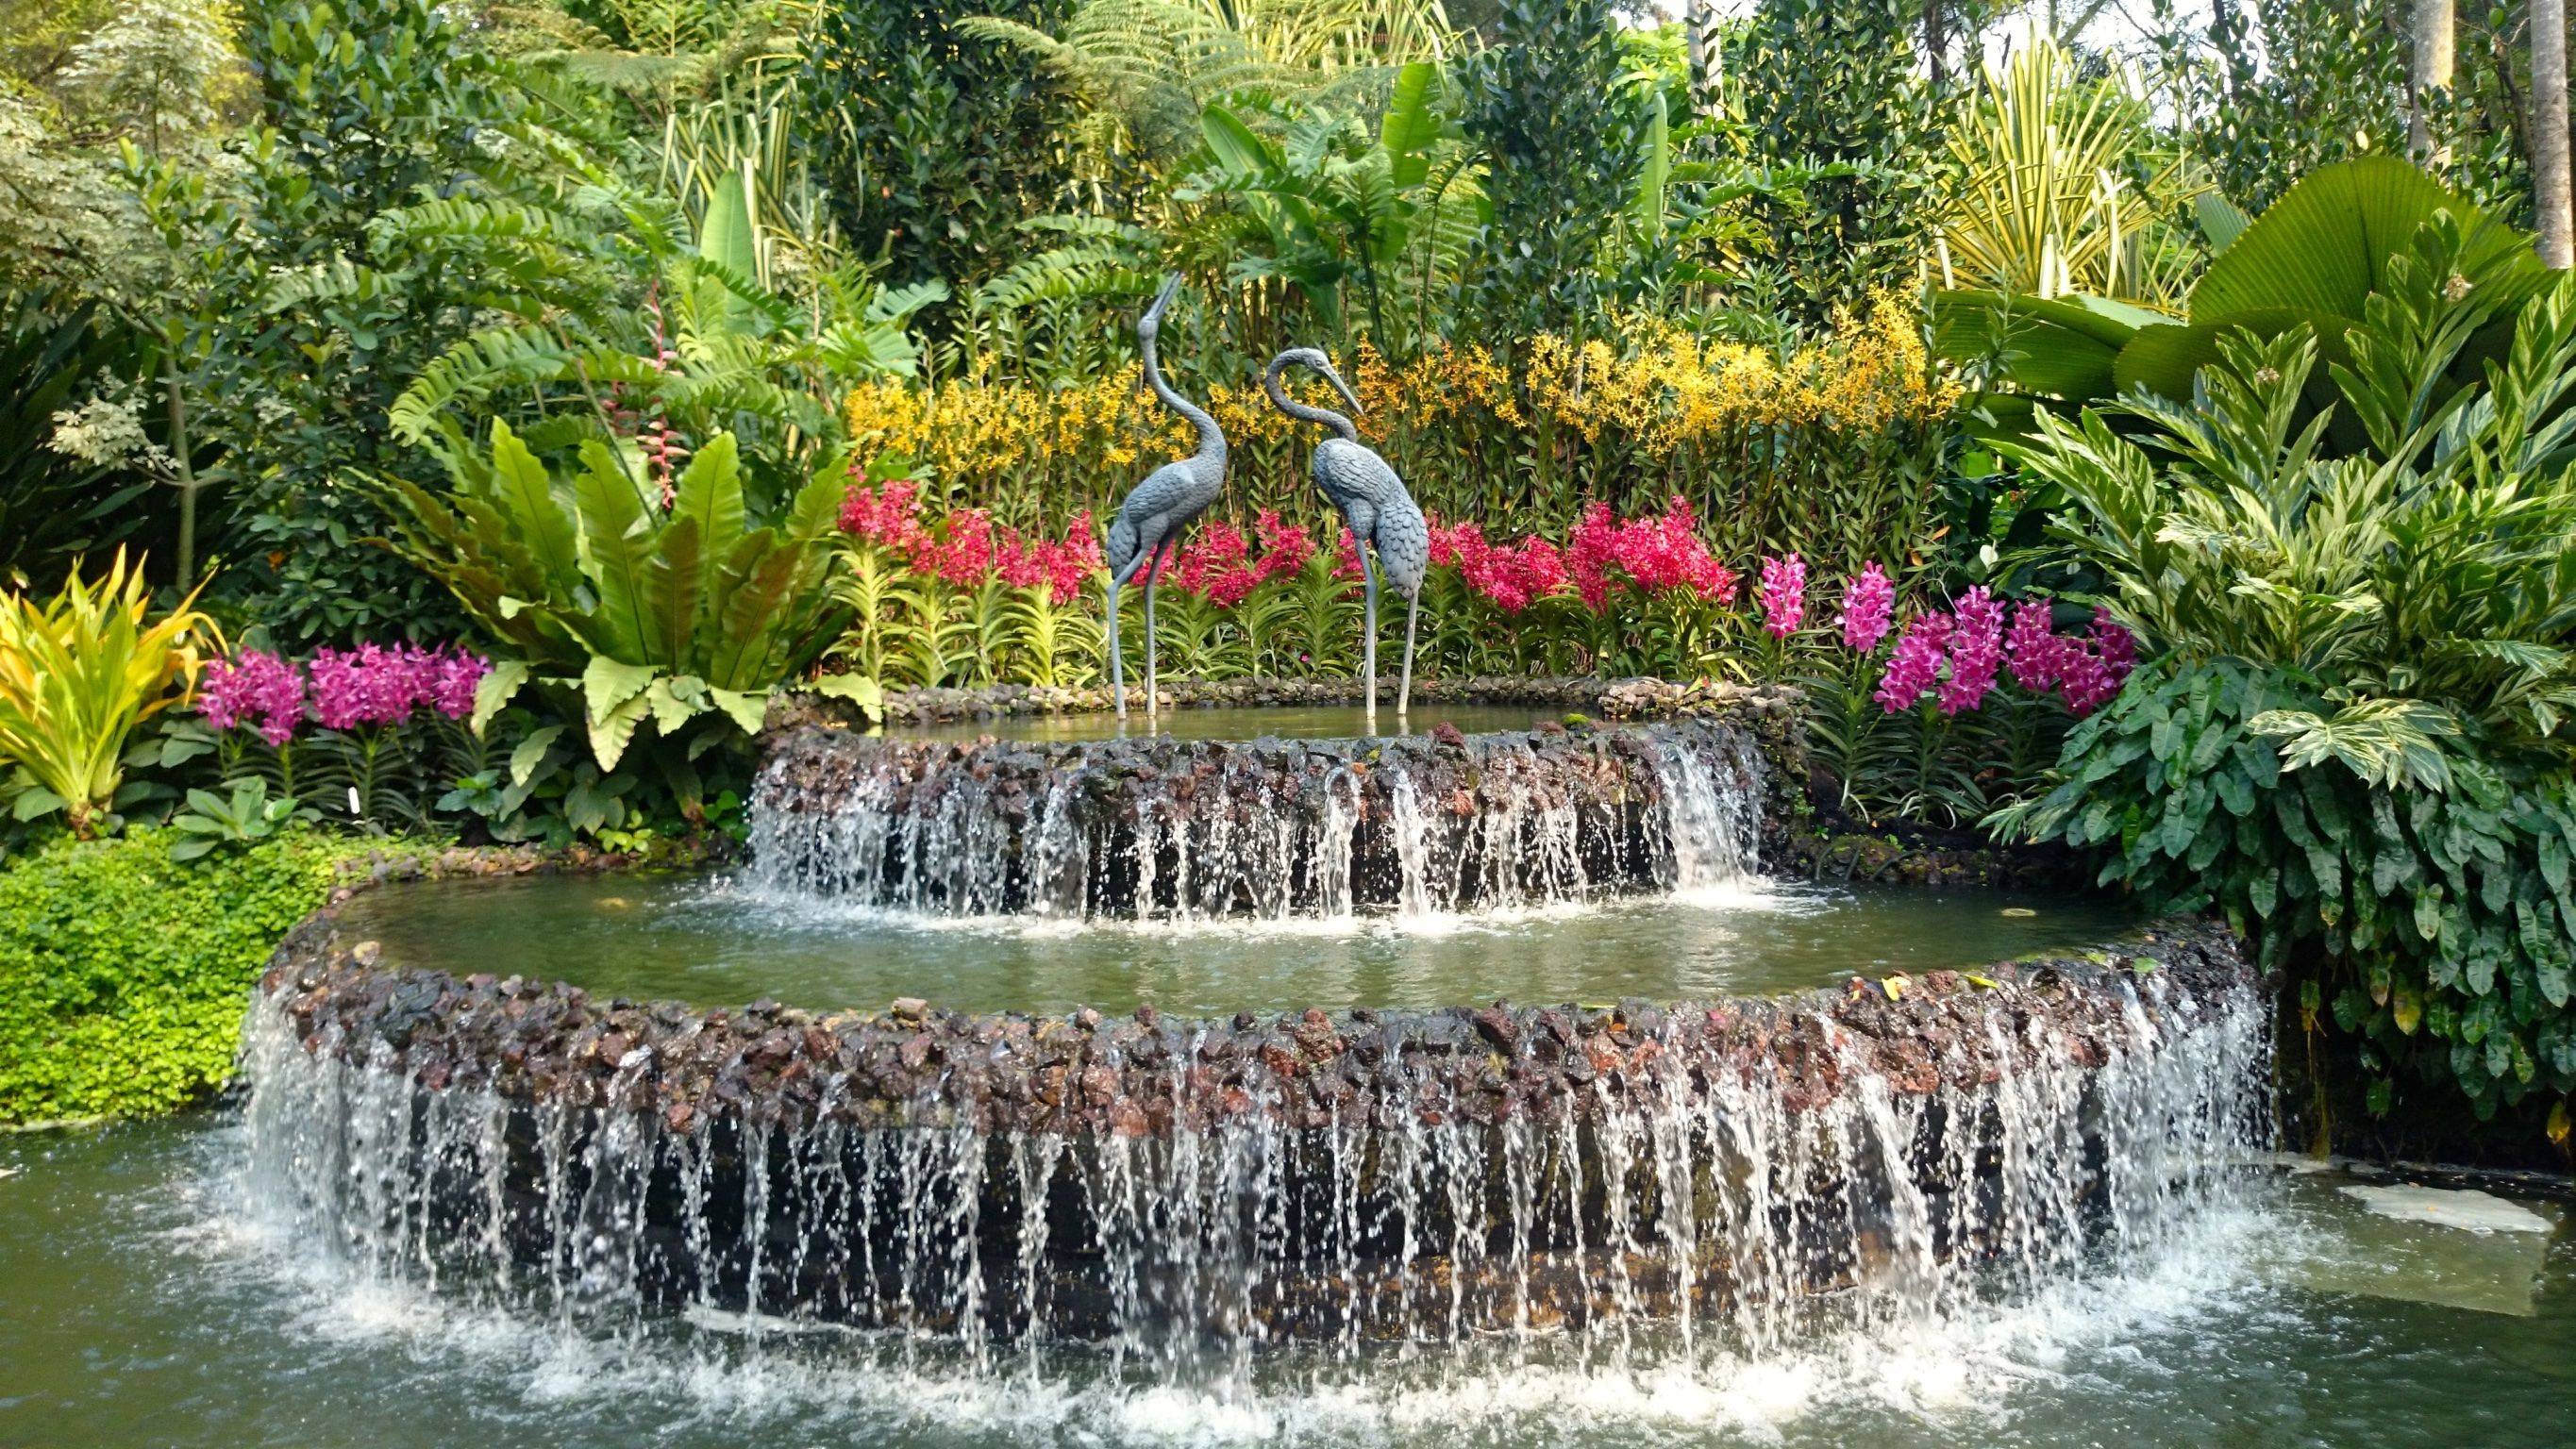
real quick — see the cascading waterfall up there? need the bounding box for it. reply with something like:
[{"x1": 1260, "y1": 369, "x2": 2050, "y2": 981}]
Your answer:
[
  {"x1": 238, "y1": 935, "x2": 2268, "y2": 1387},
  {"x1": 743, "y1": 719, "x2": 1767, "y2": 922}
]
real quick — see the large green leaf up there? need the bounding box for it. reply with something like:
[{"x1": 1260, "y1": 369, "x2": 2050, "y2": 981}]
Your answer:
[
  {"x1": 697, "y1": 161, "x2": 760, "y2": 305},
  {"x1": 483, "y1": 420, "x2": 580, "y2": 588},
  {"x1": 1380, "y1": 60, "x2": 1439, "y2": 191},
  {"x1": 643, "y1": 513, "x2": 706, "y2": 673},
  {"x1": 2187, "y1": 157, "x2": 2541, "y2": 324},
  {"x1": 1932, "y1": 290, "x2": 2157, "y2": 399},
  {"x1": 1201, "y1": 105, "x2": 1279, "y2": 181},
  {"x1": 669, "y1": 432, "x2": 746, "y2": 569},
  {"x1": 582, "y1": 657, "x2": 661, "y2": 771},
  {"x1": 2113, "y1": 308, "x2": 2354, "y2": 401},
  {"x1": 708, "y1": 536, "x2": 804, "y2": 691},
  {"x1": 572, "y1": 441, "x2": 654, "y2": 663}
]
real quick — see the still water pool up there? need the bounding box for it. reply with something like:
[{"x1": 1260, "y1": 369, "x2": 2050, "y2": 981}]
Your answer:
[
  {"x1": 328, "y1": 872, "x2": 2146, "y2": 1018},
  {"x1": 1, "y1": 1120, "x2": 2568, "y2": 1448},
  {"x1": 887, "y1": 703, "x2": 1578, "y2": 744}
]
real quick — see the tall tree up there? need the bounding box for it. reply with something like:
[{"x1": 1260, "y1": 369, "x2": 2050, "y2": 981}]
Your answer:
[
  {"x1": 2537, "y1": 0, "x2": 2573, "y2": 265},
  {"x1": 2410, "y1": 0, "x2": 2455, "y2": 162}
]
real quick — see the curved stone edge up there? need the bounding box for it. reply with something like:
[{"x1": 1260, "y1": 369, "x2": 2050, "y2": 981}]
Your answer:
[
  {"x1": 759, "y1": 686, "x2": 1814, "y2": 880},
  {"x1": 255, "y1": 911, "x2": 2255, "y2": 1140},
  {"x1": 770, "y1": 675, "x2": 1792, "y2": 731}
]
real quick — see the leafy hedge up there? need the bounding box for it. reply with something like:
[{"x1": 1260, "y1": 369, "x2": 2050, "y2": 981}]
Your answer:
[
  {"x1": 0, "y1": 829, "x2": 405, "y2": 1125},
  {"x1": 2016, "y1": 659, "x2": 2576, "y2": 1123}
]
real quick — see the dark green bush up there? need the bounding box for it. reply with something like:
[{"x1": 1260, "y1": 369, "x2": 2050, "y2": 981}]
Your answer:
[
  {"x1": 0, "y1": 828, "x2": 400, "y2": 1125},
  {"x1": 1993, "y1": 215, "x2": 2576, "y2": 1133},
  {"x1": 2014, "y1": 658, "x2": 2576, "y2": 1121}
]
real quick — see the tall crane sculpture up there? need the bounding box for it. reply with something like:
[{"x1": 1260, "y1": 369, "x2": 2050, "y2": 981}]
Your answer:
[
  {"x1": 1263, "y1": 348, "x2": 1429, "y2": 723},
  {"x1": 1102, "y1": 275, "x2": 1229, "y2": 717}
]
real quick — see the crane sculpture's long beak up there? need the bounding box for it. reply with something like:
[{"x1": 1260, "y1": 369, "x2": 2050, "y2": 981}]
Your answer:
[
  {"x1": 1146, "y1": 274, "x2": 1181, "y2": 324},
  {"x1": 1319, "y1": 362, "x2": 1363, "y2": 418}
]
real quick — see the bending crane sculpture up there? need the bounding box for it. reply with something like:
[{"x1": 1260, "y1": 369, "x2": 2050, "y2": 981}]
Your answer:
[
  {"x1": 1264, "y1": 348, "x2": 1429, "y2": 722},
  {"x1": 1103, "y1": 275, "x2": 1228, "y2": 717}
]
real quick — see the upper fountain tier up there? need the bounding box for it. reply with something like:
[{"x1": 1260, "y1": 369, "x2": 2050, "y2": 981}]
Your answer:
[{"x1": 746, "y1": 686, "x2": 1801, "y2": 923}]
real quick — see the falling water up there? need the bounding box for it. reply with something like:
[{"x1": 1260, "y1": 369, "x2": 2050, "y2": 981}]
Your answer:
[
  {"x1": 238, "y1": 959, "x2": 2269, "y2": 1391},
  {"x1": 744, "y1": 720, "x2": 1767, "y2": 921}
]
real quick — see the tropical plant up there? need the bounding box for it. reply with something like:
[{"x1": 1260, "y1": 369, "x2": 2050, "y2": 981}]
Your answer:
[
  {"x1": 1183, "y1": 62, "x2": 1482, "y2": 343},
  {"x1": 1731, "y1": 0, "x2": 1949, "y2": 322},
  {"x1": 212, "y1": 0, "x2": 583, "y2": 646},
  {"x1": 372, "y1": 422, "x2": 850, "y2": 771},
  {"x1": 1934, "y1": 157, "x2": 2548, "y2": 412},
  {"x1": 1992, "y1": 222, "x2": 2576, "y2": 1127},
  {"x1": 167, "y1": 776, "x2": 305, "y2": 860},
  {"x1": 382, "y1": 166, "x2": 941, "y2": 498},
  {"x1": 0, "y1": 549, "x2": 214, "y2": 837},
  {"x1": 796, "y1": 0, "x2": 1079, "y2": 320},
  {"x1": 1932, "y1": 35, "x2": 2204, "y2": 309},
  {"x1": 958, "y1": 0, "x2": 1454, "y2": 171},
  {"x1": 1458, "y1": 0, "x2": 1632, "y2": 341},
  {"x1": 0, "y1": 291, "x2": 156, "y2": 588}
]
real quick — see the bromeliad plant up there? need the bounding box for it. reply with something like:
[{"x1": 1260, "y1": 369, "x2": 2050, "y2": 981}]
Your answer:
[
  {"x1": 0, "y1": 550, "x2": 215, "y2": 838},
  {"x1": 374, "y1": 422, "x2": 860, "y2": 788},
  {"x1": 1992, "y1": 220, "x2": 2576, "y2": 1131}
]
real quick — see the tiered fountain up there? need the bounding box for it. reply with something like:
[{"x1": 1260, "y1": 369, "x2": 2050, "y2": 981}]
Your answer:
[{"x1": 238, "y1": 685, "x2": 2267, "y2": 1393}]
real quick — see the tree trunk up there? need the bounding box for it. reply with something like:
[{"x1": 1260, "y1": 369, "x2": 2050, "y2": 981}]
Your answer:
[
  {"x1": 1684, "y1": 0, "x2": 1719, "y2": 122},
  {"x1": 2537, "y1": 0, "x2": 2574, "y2": 267},
  {"x1": 162, "y1": 353, "x2": 199, "y2": 589},
  {"x1": 2410, "y1": 0, "x2": 2456, "y2": 163}
]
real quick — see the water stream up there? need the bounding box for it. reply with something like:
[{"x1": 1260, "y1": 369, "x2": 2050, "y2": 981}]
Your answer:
[
  {"x1": 19, "y1": 708, "x2": 2553, "y2": 1446},
  {"x1": 746, "y1": 715, "x2": 1767, "y2": 921}
]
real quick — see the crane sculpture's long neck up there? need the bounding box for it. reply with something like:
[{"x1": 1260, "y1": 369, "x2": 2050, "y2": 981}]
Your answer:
[
  {"x1": 1142, "y1": 331, "x2": 1225, "y2": 469},
  {"x1": 1263, "y1": 356, "x2": 1359, "y2": 442}
]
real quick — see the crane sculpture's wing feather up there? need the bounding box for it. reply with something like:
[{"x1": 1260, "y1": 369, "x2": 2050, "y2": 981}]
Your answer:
[
  {"x1": 1106, "y1": 460, "x2": 1202, "y2": 575},
  {"x1": 1314, "y1": 439, "x2": 1407, "y2": 508}
]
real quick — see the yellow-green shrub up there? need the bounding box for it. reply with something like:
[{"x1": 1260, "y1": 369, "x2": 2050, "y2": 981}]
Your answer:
[
  {"x1": 0, "y1": 550, "x2": 214, "y2": 837},
  {"x1": 0, "y1": 828, "x2": 407, "y2": 1125}
]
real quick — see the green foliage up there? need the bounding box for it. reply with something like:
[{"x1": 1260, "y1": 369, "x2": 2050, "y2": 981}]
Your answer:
[
  {"x1": 2003, "y1": 658, "x2": 2576, "y2": 1119},
  {"x1": 1457, "y1": 0, "x2": 1630, "y2": 341},
  {"x1": 1995, "y1": 225, "x2": 2576, "y2": 1123},
  {"x1": 201, "y1": 0, "x2": 627, "y2": 644},
  {"x1": 1182, "y1": 65, "x2": 1480, "y2": 346},
  {"x1": 0, "y1": 827, "x2": 405, "y2": 1124},
  {"x1": 376, "y1": 423, "x2": 845, "y2": 767},
  {"x1": 2182, "y1": 0, "x2": 2410, "y2": 214},
  {"x1": 2003, "y1": 244, "x2": 2576, "y2": 764},
  {"x1": 0, "y1": 291, "x2": 157, "y2": 587},
  {"x1": 382, "y1": 190, "x2": 940, "y2": 497},
  {"x1": 1937, "y1": 158, "x2": 2547, "y2": 412},
  {"x1": 1732, "y1": 0, "x2": 1947, "y2": 322},
  {"x1": 798, "y1": 0, "x2": 1080, "y2": 318},
  {"x1": 167, "y1": 776, "x2": 305, "y2": 860}
]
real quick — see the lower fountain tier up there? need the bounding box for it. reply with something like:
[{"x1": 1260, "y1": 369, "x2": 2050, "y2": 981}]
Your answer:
[{"x1": 245, "y1": 921, "x2": 2264, "y2": 1347}]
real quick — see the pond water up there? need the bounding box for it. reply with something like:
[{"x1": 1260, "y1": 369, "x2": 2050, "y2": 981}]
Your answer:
[
  {"x1": 885, "y1": 703, "x2": 1580, "y2": 744},
  {"x1": 3, "y1": 1119, "x2": 2568, "y2": 1449},
  {"x1": 329, "y1": 871, "x2": 2145, "y2": 1017}
]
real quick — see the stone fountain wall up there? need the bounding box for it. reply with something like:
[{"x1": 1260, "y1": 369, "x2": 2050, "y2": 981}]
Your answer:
[
  {"x1": 244, "y1": 917, "x2": 2264, "y2": 1347},
  {"x1": 745, "y1": 688, "x2": 1802, "y2": 920}
]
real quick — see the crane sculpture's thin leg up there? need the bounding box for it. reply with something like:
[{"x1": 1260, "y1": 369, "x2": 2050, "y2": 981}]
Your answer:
[
  {"x1": 1142, "y1": 539, "x2": 1175, "y2": 717},
  {"x1": 1106, "y1": 573, "x2": 1128, "y2": 718},
  {"x1": 1359, "y1": 553, "x2": 1380, "y2": 729},
  {"x1": 1105, "y1": 546, "x2": 1152, "y2": 719},
  {"x1": 1397, "y1": 591, "x2": 1418, "y2": 721}
]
